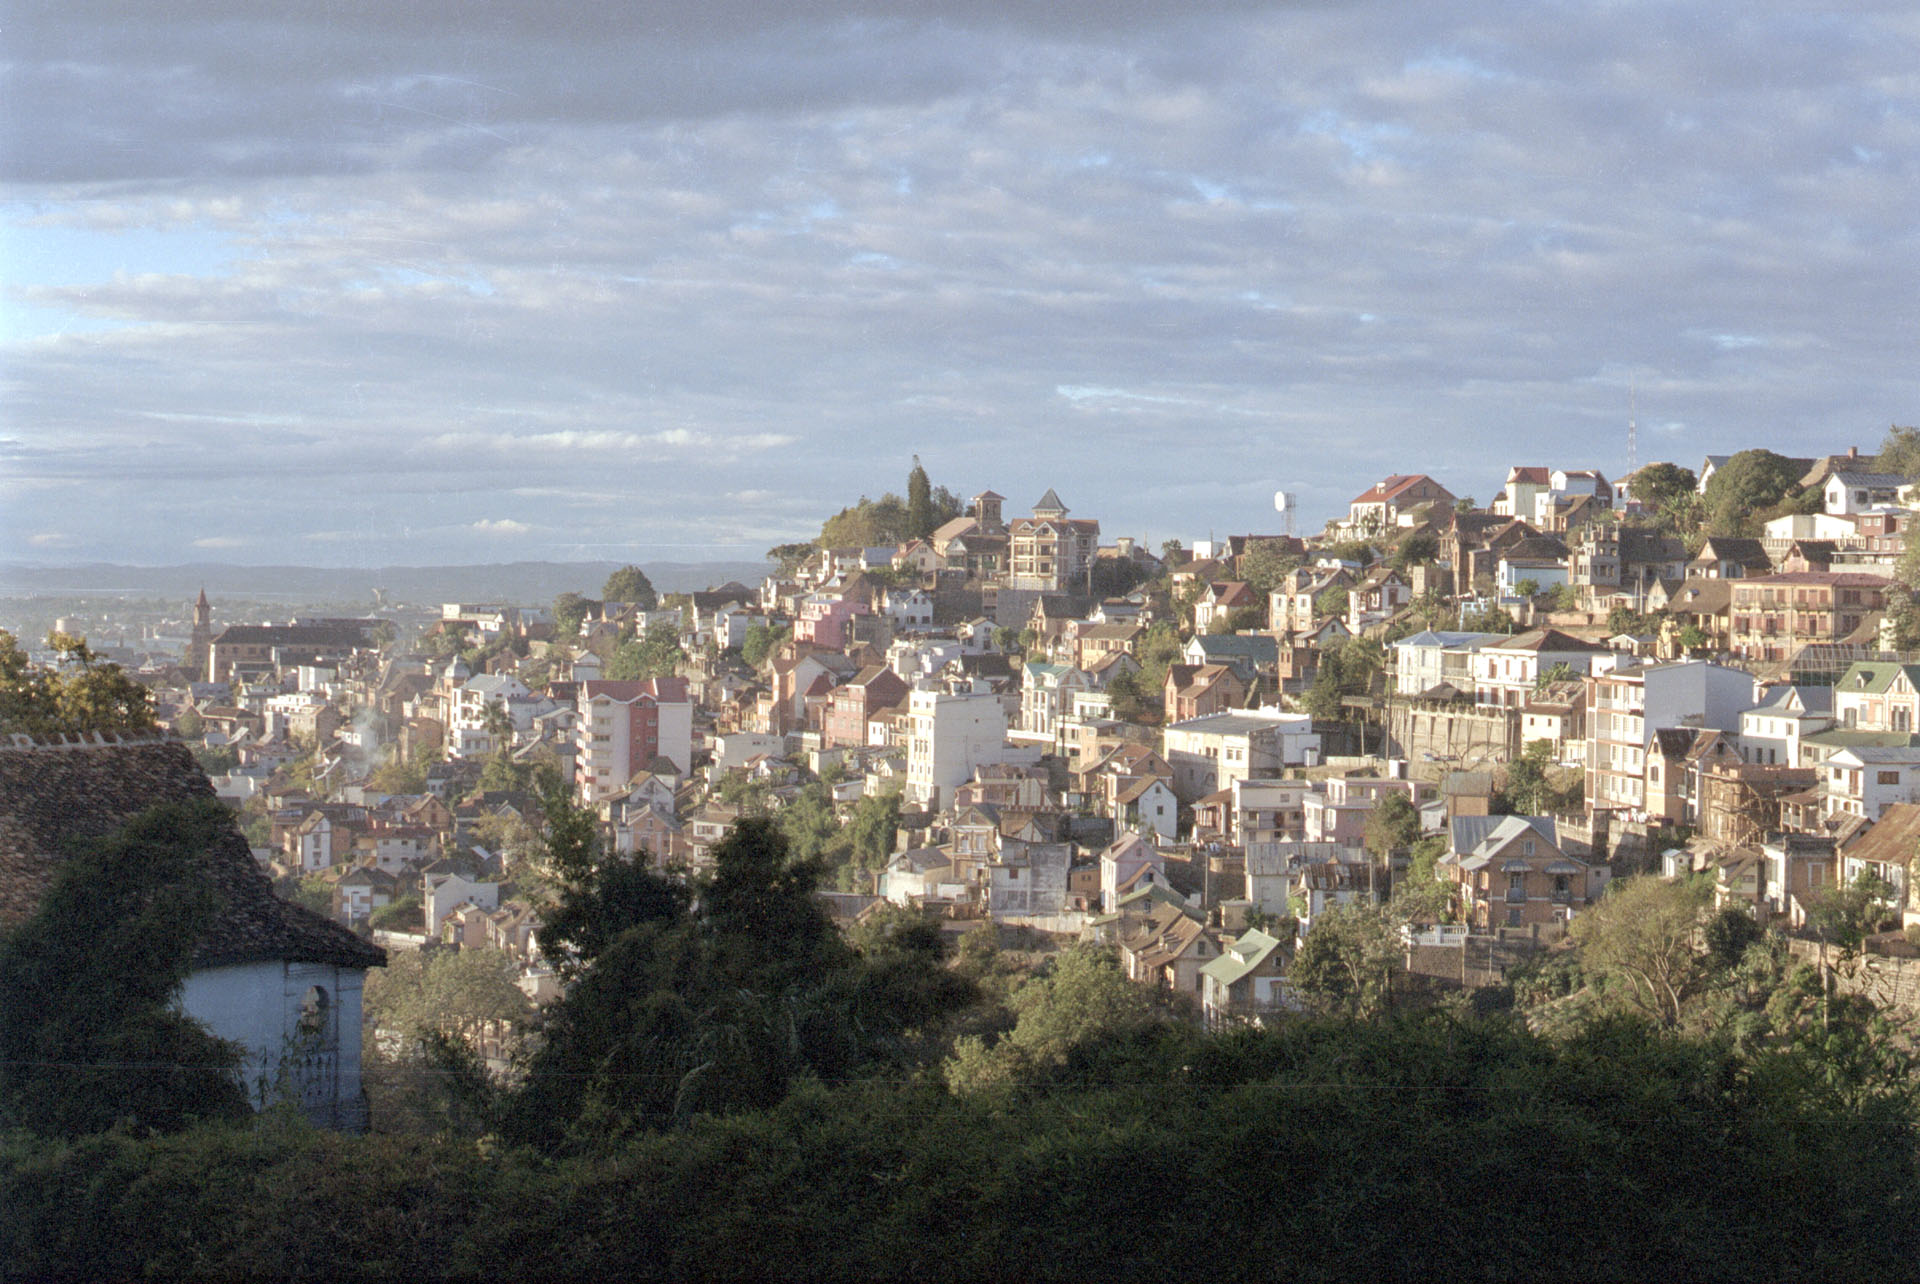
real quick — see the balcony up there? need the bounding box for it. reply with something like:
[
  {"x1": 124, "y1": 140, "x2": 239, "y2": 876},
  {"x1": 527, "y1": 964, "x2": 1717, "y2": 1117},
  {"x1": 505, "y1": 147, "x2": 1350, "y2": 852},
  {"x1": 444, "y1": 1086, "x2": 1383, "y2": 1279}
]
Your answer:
[
  {"x1": 1549, "y1": 889, "x2": 1573, "y2": 904},
  {"x1": 1505, "y1": 887, "x2": 1527, "y2": 904}
]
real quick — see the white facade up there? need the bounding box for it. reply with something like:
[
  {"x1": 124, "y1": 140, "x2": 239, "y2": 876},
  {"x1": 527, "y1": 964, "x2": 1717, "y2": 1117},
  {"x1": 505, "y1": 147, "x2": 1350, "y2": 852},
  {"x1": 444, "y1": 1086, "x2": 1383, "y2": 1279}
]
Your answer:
[
  {"x1": 180, "y1": 960, "x2": 371, "y2": 1131},
  {"x1": 1161, "y1": 709, "x2": 1320, "y2": 801},
  {"x1": 906, "y1": 685, "x2": 1010, "y2": 810},
  {"x1": 712, "y1": 731, "x2": 791, "y2": 772},
  {"x1": 1824, "y1": 747, "x2": 1920, "y2": 821},
  {"x1": 425, "y1": 873, "x2": 500, "y2": 935}
]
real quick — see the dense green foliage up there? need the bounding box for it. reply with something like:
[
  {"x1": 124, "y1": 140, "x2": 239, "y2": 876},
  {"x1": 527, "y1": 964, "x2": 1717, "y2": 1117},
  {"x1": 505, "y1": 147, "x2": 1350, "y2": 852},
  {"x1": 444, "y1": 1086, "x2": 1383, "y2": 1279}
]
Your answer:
[
  {"x1": 9, "y1": 1004, "x2": 1918, "y2": 1281},
  {"x1": 741, "y1": 622, "x2": 787, "y2": 667},
  {"x1": 601, "y1": 565, "x2": 658, "y2": 610},
  {"x1": 0, "y1": 629, "x2": 156, "y2": 736},
  {"x1": 1301, "y1": 636, "x2": 1385, "y2": 722},
  {"x1": 551, "y1": 591, "x2": 597, "y2": 638},
  {"x1": 0, "y1": 802, "x2": 247, "y2": 1137},
  {"x1": 17, "y1": 796, "x2": 1920, "y2": 1279},
  {"x1": 497, "y1": 813, "x2": 972, "y2": 1150},
  {"x1": 1702, "y1": 448, "x2": 1808, "y2": 537},
  {"x1": 605, "y1": 624, "x2": 685, "y2": 681}
]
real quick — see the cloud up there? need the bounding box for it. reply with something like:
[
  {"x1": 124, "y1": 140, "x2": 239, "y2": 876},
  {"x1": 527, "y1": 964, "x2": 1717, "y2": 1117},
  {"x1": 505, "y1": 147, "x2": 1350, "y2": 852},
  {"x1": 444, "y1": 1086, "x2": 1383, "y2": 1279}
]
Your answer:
[
  {"x1": 4, "y1": 0, "x2": 1918, "y2": 563},
  {"x1": 27, "y1": 533, "x2": 72, "y2": 548},
  {"x1": 470, "y1": 518, "x2": 532, "y2": 534},
  {"x1": 190, "y1": 536, "x2": 248, "y2": 549}
]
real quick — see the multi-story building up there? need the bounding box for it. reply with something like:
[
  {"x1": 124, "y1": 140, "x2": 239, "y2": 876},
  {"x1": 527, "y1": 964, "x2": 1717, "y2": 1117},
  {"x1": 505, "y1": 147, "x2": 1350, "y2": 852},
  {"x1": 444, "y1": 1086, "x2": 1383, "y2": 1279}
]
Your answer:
[
  {"x1": 1019, "y1": 662, "x2": 1091, "y2": 743},
  {"x1": 1161, "y1": 709, "x2": 1320, "y2": 802},
  {"x1": 1585, "y1": 661, "x2": 1758, "y2": 818},
  {"x1": 1005, "y1": 490, "x2": 1100, "y2": 593},
  {"x1": 905, "y1": 684, "x2": 1011, "y2": 810},
  {"x1": 822, "y1": 665, "x2": 909, "y2": 750},
  {"x1": 1728, "y1": 572, "x2": 1889, "y2": 663},
  {"x1": 1391, "y1": 630, "x2": 1509, "y2": 697},
  {"x1": 574, "y1": 678, "x2": 692, "y2": 807},
  {"x1": 1443, "y1": 814, "x2": 1605, "y2": 930},
  {"x1": 1470, "y1": 629, "x2": 1610, "y2": 709},
  {"x1": 1302, "y1": 776, "x2": 1433, "y2": 846},
  {"x1": 1822, "y1": 744, "x2": 1920, "y2": 822}
]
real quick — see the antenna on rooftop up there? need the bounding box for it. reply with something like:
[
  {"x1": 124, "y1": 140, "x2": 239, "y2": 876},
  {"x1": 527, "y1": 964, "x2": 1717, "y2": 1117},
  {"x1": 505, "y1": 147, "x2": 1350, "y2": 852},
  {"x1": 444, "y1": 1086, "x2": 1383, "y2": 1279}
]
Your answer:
[{"x1": 1627, "y1": 383, "x2": 1638, "y2": 478}]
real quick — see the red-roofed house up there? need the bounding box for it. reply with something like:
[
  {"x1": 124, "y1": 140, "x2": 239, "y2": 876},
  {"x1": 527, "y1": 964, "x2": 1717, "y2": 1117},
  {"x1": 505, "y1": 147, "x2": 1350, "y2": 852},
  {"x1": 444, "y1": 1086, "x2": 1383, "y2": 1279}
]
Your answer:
[{"x1": 1348, "y1": 475, "x2": 1456, "y2": 534}]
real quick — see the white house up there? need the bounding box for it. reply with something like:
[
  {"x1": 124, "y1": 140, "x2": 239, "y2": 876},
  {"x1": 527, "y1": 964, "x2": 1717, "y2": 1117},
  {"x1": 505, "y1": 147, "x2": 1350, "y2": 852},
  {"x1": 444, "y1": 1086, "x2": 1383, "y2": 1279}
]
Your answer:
[
  {"x1": 1161, "y1": 708, "x2": 1320, "y2": 801},
  {"x1": 905, "y1": 682, "x2": 1020, "y2": 810},
  {"x1": 0, "y1": 735, "x2": 385, "y2": 1131}
]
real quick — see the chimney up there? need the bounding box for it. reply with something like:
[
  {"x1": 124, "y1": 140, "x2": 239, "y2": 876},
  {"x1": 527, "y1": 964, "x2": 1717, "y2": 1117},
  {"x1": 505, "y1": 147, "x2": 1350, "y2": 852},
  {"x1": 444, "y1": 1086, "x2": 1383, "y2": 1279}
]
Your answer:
[{"x1": 1850, "y1": 445, "x2": 1859, "y2": 458}]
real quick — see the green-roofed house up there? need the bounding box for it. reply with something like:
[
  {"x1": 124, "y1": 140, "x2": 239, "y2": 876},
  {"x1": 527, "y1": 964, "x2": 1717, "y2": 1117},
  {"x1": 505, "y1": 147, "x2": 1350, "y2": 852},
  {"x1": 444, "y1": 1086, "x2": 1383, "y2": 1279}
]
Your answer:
[
  {"x1": 1198, "y1": 927, "x2": 1295, "y2": 1025},
  {"x1": 1832, "y1": 661, "x2": 1920, "y2": 736}
]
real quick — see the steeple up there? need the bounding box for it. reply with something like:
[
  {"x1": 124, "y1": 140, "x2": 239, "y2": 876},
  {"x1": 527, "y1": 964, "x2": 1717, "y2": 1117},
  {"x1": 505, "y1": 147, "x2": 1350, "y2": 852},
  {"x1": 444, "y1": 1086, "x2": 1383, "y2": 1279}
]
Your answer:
[
  {"x1": 187, "y1": 587, "x2": 215, "y2": 679},
  {"x1": 1033, "y1": 488, "x2": 1068, "y2": 518}
]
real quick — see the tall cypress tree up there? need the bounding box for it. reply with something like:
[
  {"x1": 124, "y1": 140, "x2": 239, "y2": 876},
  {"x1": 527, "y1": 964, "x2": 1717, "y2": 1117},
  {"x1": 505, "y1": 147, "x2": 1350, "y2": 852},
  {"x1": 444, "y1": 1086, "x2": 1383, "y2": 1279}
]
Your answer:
[{"x1": 906, "y1": 456, "x2": 933, "y2": 542}]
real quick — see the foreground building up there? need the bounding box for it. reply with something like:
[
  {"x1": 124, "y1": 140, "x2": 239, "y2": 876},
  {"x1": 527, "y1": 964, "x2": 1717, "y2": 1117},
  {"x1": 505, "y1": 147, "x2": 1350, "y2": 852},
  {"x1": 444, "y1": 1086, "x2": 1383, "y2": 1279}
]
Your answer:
[{"x1": 0, "y1": 734, "x2": 384, "y2": 1130}]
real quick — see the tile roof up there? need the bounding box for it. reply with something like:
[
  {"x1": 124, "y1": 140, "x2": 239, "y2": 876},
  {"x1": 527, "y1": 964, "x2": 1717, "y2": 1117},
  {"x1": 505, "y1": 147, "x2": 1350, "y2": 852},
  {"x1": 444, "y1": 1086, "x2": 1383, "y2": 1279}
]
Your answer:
[{"x1": 0, "y1": 734, "x2": 383, "y2": 971}]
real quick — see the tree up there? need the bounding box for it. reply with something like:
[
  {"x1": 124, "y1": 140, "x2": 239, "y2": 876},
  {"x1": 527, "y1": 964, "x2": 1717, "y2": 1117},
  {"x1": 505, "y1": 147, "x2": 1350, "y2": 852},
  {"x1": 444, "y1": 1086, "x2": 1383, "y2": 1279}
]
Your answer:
[
  {"x1": 1703, "y1": 449, "x2": 1805, "y2": 537},
  {"x1": 1459, "y1": 603, "x2": 1516, "y2": 633},
  {"x1": 1238, "y1": 539, "x2": 1300, "y2": 597},
  {"x1": 741, "y1": 623, "x2": 786, "y2": 668},
  {"x1": 944, "y1": 943, "x2": 1168, "y2": 1092},
  {"x1": 0, "y1": 630, "x2": 156, "y2": 737},
  {"x1": 0, "y1": 800, "x2": 249, "y2": 1136},
  {"x1": 1363, "y1": 791, "x2": 1419, "y2": 861},
  {"x1": 552, "y1": 592, "x2": 597, "y2": 639},
  {"x1": 502, "y1": 816, "x2": 973, "y2": 1147},
  {"x1": 1569, "y1": 875, "x2": 1713, "y2": 1026},
  {"x1": 906, "y1": 457, "x2": 934, "y2": 541},
  {"x1": 1391, "y1": 835, "x2": 1454, "y2": 924},
  {"x1": 1497, "y1": 739, "x2": 1565, "y2": 815},
  {"x1": 1608, "y1": 604, "x2": 1656, "y2": 636},
  {"x1": 767, "y1": 542, "x2": 816, "y2": 576},
  {"x1": 605, "y1": 625, "x2": 684, "y2": 681},
  {"x1": 367, "y1": 946, "x2": 533, "y2": 1054},
  {"x1": 601, "y1": 566, "x2": 657, "y2": 611},
  {"x1": 1391, "y1": 533, "x2": 1438, "y2": 569},
  {"x1": 1631, "y1": 461, "x2": 1698, "y2": 515},
  {"x1": 1301, "y1": 636, "x2": 1385, "y2": 723},
  {"x1": 1289, "y1": 902, "x2": 1399, "y2": 1018},
  {"x1": 1702, "y1": 906, "x2": 1762, "y2": 970},
  {"x1": 1878, "y1": 425, "x2": 1920, "y2": 477},
  {"x1": 173, "y1": 705, "x2": 204, "y2": 739},
  {"x1": 819, "y1": 493, "x2": 910, "y2": 548}
]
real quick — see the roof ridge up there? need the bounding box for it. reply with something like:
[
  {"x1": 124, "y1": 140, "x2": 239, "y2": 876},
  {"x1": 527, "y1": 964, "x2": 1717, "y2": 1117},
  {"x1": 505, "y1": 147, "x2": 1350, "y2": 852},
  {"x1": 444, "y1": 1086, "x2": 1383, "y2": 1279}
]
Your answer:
[{"x1": 1, "y1": 730, "x2": 176, "y2": 753}]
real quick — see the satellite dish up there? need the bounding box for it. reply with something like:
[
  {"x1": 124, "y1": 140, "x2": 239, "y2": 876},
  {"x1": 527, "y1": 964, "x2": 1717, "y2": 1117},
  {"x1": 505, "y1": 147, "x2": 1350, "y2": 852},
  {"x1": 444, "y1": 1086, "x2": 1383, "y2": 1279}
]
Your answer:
[{"x1": 1273, "y1": 491, "x2": 1292, "y2": 512}]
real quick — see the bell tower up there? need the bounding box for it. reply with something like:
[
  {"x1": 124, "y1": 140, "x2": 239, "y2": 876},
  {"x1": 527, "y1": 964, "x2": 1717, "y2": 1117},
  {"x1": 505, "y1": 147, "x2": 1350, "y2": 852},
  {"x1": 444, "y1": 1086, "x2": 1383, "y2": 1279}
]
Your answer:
[{"x1": 187, "y1": 587, "x2": 215, "y2": 679}]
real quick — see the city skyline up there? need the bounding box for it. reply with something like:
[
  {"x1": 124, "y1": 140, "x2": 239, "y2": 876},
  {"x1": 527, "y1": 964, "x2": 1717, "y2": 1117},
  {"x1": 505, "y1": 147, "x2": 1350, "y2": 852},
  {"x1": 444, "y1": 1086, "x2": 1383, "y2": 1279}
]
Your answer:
[{"x1": 4, "y1": 0, "x2": 1917, "y2": 565}]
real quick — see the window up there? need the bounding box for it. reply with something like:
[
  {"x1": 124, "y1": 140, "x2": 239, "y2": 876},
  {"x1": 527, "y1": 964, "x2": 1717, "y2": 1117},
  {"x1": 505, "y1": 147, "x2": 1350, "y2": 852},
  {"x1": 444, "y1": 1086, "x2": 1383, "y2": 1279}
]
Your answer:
[{"x1": 1879, "y1": 771, "x2": 1902, "y2": 786}]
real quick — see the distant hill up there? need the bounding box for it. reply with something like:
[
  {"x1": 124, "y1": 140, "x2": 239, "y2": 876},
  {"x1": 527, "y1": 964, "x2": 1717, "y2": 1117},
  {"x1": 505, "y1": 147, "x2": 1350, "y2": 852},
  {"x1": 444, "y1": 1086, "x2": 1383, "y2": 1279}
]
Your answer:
[{"x1": 0, "y1": 561, "x2": 773, "y2": 605}]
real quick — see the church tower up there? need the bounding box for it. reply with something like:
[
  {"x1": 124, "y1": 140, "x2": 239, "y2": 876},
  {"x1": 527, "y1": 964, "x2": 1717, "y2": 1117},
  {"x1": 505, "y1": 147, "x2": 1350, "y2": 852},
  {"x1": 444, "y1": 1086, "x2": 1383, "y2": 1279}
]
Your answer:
[{"x1": 187, "y1": 587, "x2": 214, "y2": 680}]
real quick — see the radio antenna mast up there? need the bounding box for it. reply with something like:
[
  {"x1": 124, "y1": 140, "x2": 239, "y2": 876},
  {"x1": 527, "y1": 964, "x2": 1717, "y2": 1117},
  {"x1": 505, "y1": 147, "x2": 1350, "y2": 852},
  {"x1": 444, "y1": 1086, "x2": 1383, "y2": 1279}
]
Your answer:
[{"x1": 1627, "y1": 383, "x2": 1638, "y2": 477}]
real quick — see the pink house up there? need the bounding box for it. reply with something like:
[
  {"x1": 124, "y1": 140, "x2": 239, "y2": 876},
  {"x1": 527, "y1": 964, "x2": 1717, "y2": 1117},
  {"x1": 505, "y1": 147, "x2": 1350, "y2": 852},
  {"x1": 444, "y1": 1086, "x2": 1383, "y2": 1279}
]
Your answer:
[{"x1": 794, "y1": 595, "x2": 869, "y2": 651}]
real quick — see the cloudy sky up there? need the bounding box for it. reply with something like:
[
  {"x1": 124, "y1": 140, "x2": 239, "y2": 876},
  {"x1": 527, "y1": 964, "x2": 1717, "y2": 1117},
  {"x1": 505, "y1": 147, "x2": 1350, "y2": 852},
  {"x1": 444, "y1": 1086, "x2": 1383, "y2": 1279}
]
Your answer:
[{"x1": 3, "y1": 0, "x2": 1916, "y2": 567}]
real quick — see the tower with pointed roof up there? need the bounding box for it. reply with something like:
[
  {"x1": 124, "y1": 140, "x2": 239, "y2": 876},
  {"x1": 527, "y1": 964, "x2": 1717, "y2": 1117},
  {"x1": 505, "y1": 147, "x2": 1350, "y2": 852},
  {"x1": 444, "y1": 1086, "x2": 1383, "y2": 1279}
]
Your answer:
[
  {"x1": 187, "y1": 587, "x2": 215, "y2": 680},
  {"x1": 1006, "y1": 490, "x2": 1100, "y2": 594}
]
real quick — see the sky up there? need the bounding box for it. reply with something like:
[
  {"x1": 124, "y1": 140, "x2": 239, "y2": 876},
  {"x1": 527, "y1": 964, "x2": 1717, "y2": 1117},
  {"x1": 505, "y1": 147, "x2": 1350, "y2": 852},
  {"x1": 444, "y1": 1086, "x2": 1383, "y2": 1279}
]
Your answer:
[{"x1": 3, "y1": 0, "x2": 1917, "y2": 567}]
